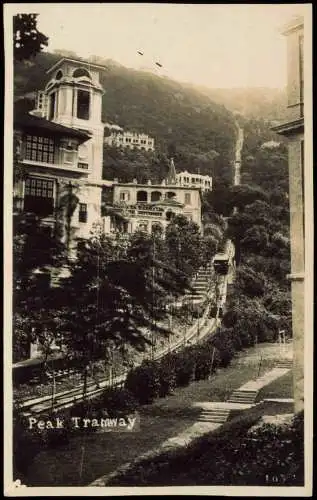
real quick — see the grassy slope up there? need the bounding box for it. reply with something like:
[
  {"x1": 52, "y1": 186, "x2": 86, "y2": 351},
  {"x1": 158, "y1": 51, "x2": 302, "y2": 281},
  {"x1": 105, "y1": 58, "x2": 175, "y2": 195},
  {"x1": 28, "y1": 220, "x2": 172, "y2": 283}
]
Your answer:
[{"x1": 24, "y1": 343, "x2": 288, "y2": 486}]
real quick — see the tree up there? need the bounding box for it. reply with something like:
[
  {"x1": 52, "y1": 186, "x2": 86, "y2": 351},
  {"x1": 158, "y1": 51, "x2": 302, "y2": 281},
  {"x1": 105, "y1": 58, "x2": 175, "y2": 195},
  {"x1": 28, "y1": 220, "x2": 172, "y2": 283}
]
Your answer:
[
  {"x1": 13, "y1": 14, "x2": 48, "y2": 62},
  {"x1": 53, "y1": 230, "x2": 186, "y2": 396},
  {"x1": 229, "y1": 184, "x2": 268, "y2": 212},
  {"x1": 165, "y1": 214, "x2": 204, "y2": 278},
  {"x1": 234, "y1": 265, "x2": 266, "y2": 298},
  {"x1": 227, "y1": 211, "x2": 254, "y2": 265},
  {"x1": 13, "y1": 212, "x2": 65, "y2": 361},
  {"x1": 203, "y1": 180, "x2": 232, "y2": 216},
  {"x1": 240, "y1": 225, "x2": 269, "y2": 254},
  {"x1": 56, "y1": 181, "x2": 80, "y2": 255}
]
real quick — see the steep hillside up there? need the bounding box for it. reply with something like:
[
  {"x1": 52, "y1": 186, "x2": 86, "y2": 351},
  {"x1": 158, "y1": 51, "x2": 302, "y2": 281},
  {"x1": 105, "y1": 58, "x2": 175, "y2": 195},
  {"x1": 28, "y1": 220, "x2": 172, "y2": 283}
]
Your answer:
[
  {"x1": 191, "y1": 86, "x2": 288, "y2": 123},
  {"x1": 14, "y1": 51, "x2": 237, "y2": 183}
]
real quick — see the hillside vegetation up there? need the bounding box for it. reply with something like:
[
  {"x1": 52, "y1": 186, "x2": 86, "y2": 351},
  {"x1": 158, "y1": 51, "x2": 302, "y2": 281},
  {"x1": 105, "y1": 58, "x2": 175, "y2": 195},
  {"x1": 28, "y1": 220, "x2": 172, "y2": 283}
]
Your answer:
[{"x1": 14, "y1": 51, "x2": 237, "y2": 183}]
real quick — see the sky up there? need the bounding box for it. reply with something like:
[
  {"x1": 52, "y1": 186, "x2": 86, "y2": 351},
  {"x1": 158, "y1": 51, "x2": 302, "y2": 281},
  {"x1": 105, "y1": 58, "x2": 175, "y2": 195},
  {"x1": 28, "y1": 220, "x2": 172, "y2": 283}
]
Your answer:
[{"x1": 7, "y1": 3, "x2": 309, "y2": 89}]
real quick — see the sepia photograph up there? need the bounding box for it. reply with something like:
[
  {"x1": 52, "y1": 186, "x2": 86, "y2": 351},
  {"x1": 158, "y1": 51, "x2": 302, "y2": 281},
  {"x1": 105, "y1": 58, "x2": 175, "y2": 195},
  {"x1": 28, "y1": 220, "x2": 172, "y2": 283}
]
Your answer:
[{"x1": 3, "y1": 2, "x2": 313, "y2": 496}]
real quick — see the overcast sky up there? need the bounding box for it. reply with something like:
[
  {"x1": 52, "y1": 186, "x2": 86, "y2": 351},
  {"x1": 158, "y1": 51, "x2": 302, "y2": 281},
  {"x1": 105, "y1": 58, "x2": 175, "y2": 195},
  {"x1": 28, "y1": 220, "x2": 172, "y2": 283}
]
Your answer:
[{"x1": 7, "y1": 3, "x2": 309, "y2": 89}]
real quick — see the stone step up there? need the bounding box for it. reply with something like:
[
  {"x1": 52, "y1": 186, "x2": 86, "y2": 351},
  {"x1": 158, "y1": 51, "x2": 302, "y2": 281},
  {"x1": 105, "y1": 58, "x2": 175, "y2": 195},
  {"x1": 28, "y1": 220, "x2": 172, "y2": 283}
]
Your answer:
[
  {"x1": 227, "y1": 390, "x2": 258, "y2": 404},
  {"x1": 200, "y1": 410, "x2": 230, "y2": 416},
  {"x1": 228, "y1": 393, "x2": 257, "y2": 400},
  {"x1": 230, "y1": 390, "x2": 258, "y2": 396},
  {"x1": 198, "y1": 408, "x2": 230, "y2": 423},
  {"x1": 228, "y1": 398, "x2": 257, "y2": 404},
  {"x1": 199, "y1": 415, "x2": 229, "y2": 421},
  {"x1": 275, "y1": 361, "x2": 293, "y2": 368}
]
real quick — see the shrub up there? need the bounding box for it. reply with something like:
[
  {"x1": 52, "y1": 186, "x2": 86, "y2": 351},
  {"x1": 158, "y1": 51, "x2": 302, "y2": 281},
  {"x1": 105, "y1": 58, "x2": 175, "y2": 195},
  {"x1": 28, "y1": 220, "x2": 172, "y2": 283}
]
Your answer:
[
  {"x1": 158, "y1": 354, "x2": 177, "y2": 397},
  {"x1": 97, "y1": 387, "x2": 138, "y2": 417},
  {"x1": 173, "y1": 347, "x2": 196, "y2": 386},
  {"x1": 125, "y1": 360, "x2": 160, "y2": 404},
  {"x1": 211, "y1": 328, "x2": 236, "y2": 367},
  {"x1": 193, "y1": 344, "x2": 215, "y2": 381}
]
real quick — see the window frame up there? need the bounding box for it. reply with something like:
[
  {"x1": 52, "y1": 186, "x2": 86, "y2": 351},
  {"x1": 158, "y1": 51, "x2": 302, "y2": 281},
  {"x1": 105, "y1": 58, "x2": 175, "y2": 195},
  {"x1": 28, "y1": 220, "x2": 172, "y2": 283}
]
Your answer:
[
  {"x1": 76, "y1": 89, "x2": 90, "y2": 120},
  {"x1": 78, "y1": 202, "x2": 88, "y2": 223},
  {"x1": 23, "y1": 176, "x2": 55, "y2": 216},
  {"x1": 25, "y1": 134, "x2": 57, "y2": 164}
]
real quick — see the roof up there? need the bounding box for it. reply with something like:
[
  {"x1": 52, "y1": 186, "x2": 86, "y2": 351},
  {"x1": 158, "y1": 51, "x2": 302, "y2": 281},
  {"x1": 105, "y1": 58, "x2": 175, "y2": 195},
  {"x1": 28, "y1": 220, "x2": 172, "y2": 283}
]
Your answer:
[
  {"x1": 14, "y1": 109, "x2": 92, "y2": 142},
  {"x1": 281, "y1": 15, "x2": 304, "y2": 36},
  {"x1": 113, "y1": 182, "x2": 201, "y2": 191},
  {"x1": 213, "y1": 253, "x2": 229, "y2": 261},
  {"x1": 47, "y1": 57, "x2": 108, "y2": 75},
  {"x1": 271, "y1": 117, "x2": 304, "y2": 136}
]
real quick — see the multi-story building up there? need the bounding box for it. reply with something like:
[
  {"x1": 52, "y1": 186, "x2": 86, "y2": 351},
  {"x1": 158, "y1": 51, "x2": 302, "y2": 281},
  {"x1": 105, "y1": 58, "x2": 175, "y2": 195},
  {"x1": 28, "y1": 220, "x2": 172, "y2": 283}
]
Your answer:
[
  {"x1": 175, "y1": 170, "x2": 212, "y2": 192},
  {"x1": 272, "y1": 15, "x2": 306, "y2": 412},
  {"x1": 104, "y1": 130, "x2": 155, "y2": 152},
  {"x1": 13, "y1": 56, "x2": 205, "y2": 256},
  {"x1": 109, "y1": 160, "x2": 202, "y2": 234},
  {"x1": 14, "y1": 58, "x2": 113, "y2": 255}
]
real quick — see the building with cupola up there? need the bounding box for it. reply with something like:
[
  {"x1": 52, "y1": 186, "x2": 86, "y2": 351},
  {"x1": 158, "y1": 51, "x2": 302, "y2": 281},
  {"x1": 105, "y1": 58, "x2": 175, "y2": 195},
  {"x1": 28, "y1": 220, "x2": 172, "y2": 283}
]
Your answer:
[
  {"x1": 13, "y1": 58, "x2": 112, "y2": 256},
  {"x1": 13, "y1": 57, "x2": 205, "y2": 252}
]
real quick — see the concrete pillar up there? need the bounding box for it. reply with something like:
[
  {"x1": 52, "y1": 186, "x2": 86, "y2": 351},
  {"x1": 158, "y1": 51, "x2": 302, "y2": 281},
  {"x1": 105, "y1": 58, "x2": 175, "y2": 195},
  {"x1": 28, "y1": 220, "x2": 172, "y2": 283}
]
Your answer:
[{"x1": 288, "y1": 138, "x2": 305, "y2": 413}]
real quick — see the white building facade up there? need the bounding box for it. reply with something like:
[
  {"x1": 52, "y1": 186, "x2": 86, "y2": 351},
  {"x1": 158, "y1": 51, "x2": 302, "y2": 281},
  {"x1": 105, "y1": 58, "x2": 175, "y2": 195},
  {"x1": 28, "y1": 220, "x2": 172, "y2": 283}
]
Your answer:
[
  {"x1": 175, "y1": 170, "x2": 212, "y2": 192},
  {"x1": 104, "y1": 130, "x2": 155, "y2": 151},
  {"x1": 14, "y1": 58, "x2": 112, "y2": 253},
  {"x1": 110, "y1": 179, "x2": 202, "y2": 234}
]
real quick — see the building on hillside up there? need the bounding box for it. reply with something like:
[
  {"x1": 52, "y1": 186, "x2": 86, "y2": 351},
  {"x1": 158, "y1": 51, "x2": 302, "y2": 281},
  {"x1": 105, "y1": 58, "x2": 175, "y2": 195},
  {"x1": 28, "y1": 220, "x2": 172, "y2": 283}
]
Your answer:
[
  {"x1": 13, "y1": 58, "x2": 113, "y2": 257},
  {"x1": 271, "y1": 15, "x2": 306, "y2": 412},
  {"x1": 260, "y1": 140, "x2": 281, "y2": 149},
  {"x1": 175, "y1": 170, "x2": 212, "y2": 192},
  {"x1": 104, "y1": 129, "x2": 155, "y2": 151},
  {"x1": 108, "y1": 159, "x2": 202, "y2": 234}
]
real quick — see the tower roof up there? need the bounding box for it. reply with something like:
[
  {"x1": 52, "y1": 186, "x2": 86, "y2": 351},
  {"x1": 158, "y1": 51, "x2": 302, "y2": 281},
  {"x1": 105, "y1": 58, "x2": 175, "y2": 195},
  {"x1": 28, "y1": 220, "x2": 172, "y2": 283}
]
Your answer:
[
  {"x1": 46, "y1": 57, "x2": 108, "y2": 75},
  {"x1": 166, "y1": 157, "x2": 177, "y2": 185}
]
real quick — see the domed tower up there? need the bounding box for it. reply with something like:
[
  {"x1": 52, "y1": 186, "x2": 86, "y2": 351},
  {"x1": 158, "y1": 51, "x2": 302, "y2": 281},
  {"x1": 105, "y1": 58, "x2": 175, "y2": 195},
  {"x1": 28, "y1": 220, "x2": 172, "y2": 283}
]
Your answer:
[{"x1": 42, "y1": 58, "x2": 106, "y2": 181}]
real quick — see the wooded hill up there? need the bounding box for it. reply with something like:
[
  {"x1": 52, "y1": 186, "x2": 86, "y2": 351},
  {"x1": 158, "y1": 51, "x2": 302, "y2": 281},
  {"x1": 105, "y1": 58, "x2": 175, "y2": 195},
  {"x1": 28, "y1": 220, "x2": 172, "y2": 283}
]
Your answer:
[{"x1": 14, "y1": 51, "x2": 237, "y2": 183}]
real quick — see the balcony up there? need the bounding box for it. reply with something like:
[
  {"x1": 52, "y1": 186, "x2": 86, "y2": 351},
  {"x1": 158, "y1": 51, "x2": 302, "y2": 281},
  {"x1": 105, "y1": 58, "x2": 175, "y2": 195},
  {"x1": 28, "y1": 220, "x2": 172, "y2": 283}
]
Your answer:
[{"x1": 113, "y1": 202, "x2": 165, "y2": 219}]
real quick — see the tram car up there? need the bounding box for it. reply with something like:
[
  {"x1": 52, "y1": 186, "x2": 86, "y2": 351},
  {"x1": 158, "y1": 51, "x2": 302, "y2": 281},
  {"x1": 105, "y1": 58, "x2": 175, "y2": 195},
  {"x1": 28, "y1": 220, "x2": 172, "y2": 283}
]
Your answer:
[{"x1": 212, "y1": 253, "x2": 229, "y2": 275}]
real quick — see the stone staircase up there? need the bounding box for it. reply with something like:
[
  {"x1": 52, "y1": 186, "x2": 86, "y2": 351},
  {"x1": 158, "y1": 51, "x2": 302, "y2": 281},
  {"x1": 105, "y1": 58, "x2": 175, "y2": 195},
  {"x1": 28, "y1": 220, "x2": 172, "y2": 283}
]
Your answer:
[
  {"x1": 275, "y1": 359, "x2": 293, "y2": 369},
  {"x1": 227, "y1": 389, "x2": 258, "y2": 405},
  {"x1": 197, "y1": 407, "x2": 231, "y2": 424},
  {"x1": 184, "y1": 264, "x2": 213, "y2": 303}
]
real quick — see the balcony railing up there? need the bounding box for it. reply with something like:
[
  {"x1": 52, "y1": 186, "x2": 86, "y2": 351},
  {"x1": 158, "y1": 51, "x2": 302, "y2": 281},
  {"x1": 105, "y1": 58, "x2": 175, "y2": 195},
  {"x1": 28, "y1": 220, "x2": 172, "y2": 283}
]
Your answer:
[{"x1": 113, "y1": 202, "x2": 165, "y2": 218}]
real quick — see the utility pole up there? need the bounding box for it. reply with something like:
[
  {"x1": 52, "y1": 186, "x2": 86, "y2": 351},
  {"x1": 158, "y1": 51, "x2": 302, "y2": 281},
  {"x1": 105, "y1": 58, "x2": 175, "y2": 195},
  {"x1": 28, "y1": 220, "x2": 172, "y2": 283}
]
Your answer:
[{"x1": 151, "y1": 236, "x2": 156, "y2": 361}]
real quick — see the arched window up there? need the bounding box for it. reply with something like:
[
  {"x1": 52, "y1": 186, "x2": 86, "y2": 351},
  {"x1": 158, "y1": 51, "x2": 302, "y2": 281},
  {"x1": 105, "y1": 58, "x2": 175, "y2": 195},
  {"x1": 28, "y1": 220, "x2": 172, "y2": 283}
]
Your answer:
[
  {"x1": 137, "y1": 190, "x2": 148, "y2": 202},
  {"x1": 151, "y1": 191, "x2": 162, "y2": 202},
  {"x1": 165, "y1": 191, "x2": 176, "y2": 200},
  {"x1": 73, "y1": 68, "x2": 92, "y2": 79},
  {"x1": 55, "y1": 70, "x2": 63, "y2": 80},
  {"x1": 166, "y1": 210, "x2": 175, "y2": 221}
]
